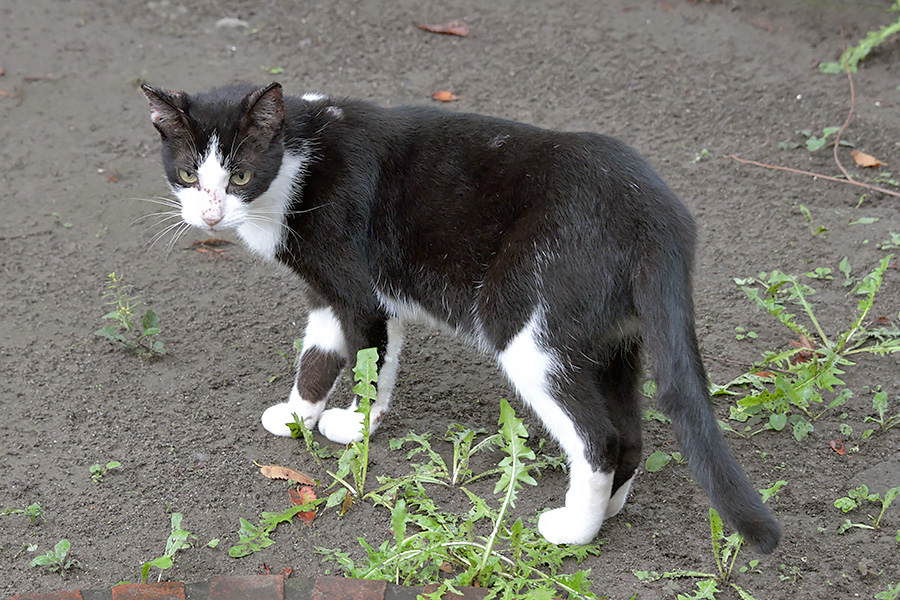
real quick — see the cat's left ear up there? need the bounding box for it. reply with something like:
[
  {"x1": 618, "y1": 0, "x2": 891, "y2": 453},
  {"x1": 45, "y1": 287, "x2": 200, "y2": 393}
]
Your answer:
[
  {"x1": 240, "y1": 82, "x2": 285, "y2": 140},
  {"x1": 141, "y1": 84, "x2": 191, "y2": 140}
]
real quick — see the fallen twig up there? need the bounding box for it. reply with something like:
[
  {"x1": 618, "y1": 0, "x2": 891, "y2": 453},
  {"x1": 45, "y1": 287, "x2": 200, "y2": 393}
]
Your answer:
[{"x1": 726, "y1": 38, "x2": 900, "y2": 200}]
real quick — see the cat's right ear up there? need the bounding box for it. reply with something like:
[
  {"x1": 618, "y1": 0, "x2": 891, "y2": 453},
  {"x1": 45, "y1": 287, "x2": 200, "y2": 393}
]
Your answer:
[{"x1": 141, "y1": 84, "x2": 190, "y2": 140}]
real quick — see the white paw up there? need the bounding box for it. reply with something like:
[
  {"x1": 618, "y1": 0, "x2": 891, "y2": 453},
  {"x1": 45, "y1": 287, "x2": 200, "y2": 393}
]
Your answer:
[
  {"x1": 538, "y1": 507, "x2": 602, "y2": 546},
  {"x1": 260, "y1": 391, "x2": 324, "y2": 437},
  {"x1": 605, "y1": 475, "x2": 635, "y2": 519},
  {"x1": 318, "y1": 406, "x2": 366, "y2": 444}
]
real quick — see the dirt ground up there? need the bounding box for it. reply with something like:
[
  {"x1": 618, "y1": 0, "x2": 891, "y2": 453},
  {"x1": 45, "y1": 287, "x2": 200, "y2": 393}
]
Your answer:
[{"x1": 2, "y1": 0, "x2": 899, "y2": 598}]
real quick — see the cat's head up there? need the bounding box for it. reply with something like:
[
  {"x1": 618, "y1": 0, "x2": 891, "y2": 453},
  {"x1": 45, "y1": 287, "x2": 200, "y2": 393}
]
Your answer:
[{"x1": 141, "y1": 82, "x2": 288, "y2": 234}]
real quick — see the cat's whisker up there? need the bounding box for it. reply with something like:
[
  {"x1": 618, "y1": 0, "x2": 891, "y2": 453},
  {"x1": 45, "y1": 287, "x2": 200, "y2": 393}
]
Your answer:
[
  {"x1": 131, "y1": 210, "x2": 180, "y2": 226},
  {"x1": 127, "y1": 196, "x2": 183, "y2": 209},
  {"x1": 145, "y1": 220, "x2": 187, "y2": 251},
  {"x1": 163, "y1": 222, "x2": 193, "y2": 258}
]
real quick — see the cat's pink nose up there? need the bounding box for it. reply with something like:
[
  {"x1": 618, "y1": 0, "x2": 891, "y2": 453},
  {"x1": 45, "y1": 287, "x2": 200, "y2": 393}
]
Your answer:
[{"x1": 202, "y1": 212, "x2": 222, "y2": 227}]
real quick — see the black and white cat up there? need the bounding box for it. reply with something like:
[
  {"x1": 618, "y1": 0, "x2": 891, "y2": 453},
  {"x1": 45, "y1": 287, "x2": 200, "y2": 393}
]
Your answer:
[{"x1": 141, "y1": 82, "x2": 780, "y2": 551}]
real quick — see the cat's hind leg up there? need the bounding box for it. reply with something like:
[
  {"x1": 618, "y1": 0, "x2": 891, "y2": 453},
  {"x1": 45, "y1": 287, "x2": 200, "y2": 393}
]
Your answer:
[
  {"x1": 598, "y1": 339, "x2": 643, "y2": 520},
  {"x1": 261, "y1": 306, "x2": 349, "y2": 437},
  {"x1": 317, "y1": 317, "x2": 404, "y2": 444},
  {"x1": 497, "y1": 313, "x2": 616, "y2": 545}
]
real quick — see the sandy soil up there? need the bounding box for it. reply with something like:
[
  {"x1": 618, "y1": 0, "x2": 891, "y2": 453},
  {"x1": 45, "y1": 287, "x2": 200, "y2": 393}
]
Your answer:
[{"x1": 1, "y1": 0, "x2": 899, "y2": 598}]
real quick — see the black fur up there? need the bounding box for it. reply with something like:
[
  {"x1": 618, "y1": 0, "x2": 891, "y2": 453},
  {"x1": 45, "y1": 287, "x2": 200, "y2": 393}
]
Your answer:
[{"x1": 143, "y1": 82, "x2": 780, "y2": 553}]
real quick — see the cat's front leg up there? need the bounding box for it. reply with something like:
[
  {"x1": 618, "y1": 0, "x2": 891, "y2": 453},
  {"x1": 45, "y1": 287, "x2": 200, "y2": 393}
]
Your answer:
[
  {"x1": 261, "y1": 307, "x2": 349, "y2": 437},
  {"x1": 317, "y1": 318, "x2": 404, "y2": 444}
]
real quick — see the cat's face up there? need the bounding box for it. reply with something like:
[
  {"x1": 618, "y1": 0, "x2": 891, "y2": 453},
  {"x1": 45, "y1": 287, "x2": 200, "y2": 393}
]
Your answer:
[{"x1": 142, "y1": 83, "x2": 287, "y2": 234}]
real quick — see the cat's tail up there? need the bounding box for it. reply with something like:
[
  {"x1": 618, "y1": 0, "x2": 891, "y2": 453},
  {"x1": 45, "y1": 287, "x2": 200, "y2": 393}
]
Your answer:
[{"x1": 635, "y1": 234, "x2": 781, "y2": 554}]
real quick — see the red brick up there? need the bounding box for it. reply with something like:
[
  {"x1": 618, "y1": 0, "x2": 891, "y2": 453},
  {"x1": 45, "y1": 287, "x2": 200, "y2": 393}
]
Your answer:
[
  {"x1": 312, "y1": 577, "x2": 385, "y2": 600},
  {"x1": 8, "y1": 592, "x2": 84, "y2": 600},
  {"x1": 111, "y1": 582, "x2": 186, "y2": 600},
  {"x1": 209, "y1": 575, "x2": 284, "y2": 600}
]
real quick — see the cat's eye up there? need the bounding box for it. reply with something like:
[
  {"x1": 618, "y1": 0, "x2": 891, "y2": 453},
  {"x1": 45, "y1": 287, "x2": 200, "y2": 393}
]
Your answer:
[
  {"x1": 177, "y1": 168, "x2": 198, "y2": 184},
  {"x1": 230, "y1": 171, "x2": 253, "y2": 186}
]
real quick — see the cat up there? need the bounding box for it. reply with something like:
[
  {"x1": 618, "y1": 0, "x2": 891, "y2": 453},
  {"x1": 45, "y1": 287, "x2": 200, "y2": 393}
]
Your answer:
[{"x1": 141, "y1": 81, "x2": 780, "y2": 552}]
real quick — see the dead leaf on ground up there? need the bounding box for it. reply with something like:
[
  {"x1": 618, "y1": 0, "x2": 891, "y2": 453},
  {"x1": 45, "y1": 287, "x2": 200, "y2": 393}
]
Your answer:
[
  {"x1": 190, "y1": 238, "x2": 234, "y2": 259},
  {"x1": 289, "y1": 486, "x2": 317, "y2": 524},
  {"x1": 432, "y1": 90, "x2": 462, "y2": 102},
  {"x1": 754, "y1": 371, "x2": 777, "y2": 379},
  {"x1": 830, "y1": 439, "x2": 845, "y2": 455},
  {"x1": 850, "y1": 149, "x2": 885, "y2": 168},
  {"x1": 751, "y1": 19, "x2": 775, "y2": 32},
  {"x1": 416, "y1": 20, "x2": 470, "y2": 37},
  {"x1": 254, "y1": 461, "x2": 316, "y2": 485},
  {"x1": 790, "y1": 335, "x2": 815, "y2": 350}
]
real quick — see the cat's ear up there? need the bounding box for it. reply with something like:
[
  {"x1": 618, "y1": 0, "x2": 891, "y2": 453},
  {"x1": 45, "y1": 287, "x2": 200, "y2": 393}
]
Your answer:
[
  {"x1": 239, "y1": 82, "x2": 285, "y2": 141},
  {"x1": 141, "y1": 84, "x2": 191, "y2": 140}
]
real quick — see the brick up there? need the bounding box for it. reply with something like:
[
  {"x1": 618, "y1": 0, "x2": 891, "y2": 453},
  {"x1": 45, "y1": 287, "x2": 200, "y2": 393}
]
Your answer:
[
  {"x1": 8, "y1": 592, "x2": 84, "y2": 600},
  {"x1": 209, "y1": 576, "x2": 284, "y2": 600},
  {"x1": 312, "y1": 577, "x2": 386, "y2": 600},
  {"x1": 283, "y1": 576, "x2": 315, "y2": 600},
  {"x1": 112, "y1": 583, "x2": 186, "y2": 600}
]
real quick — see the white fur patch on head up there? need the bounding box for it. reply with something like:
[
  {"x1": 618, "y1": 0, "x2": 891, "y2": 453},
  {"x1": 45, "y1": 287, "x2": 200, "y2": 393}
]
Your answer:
[
  {"x1": 176, "y1": 134, "x2": 232, "y2": 229},
  {"x1": 301, "y1": 92, "x2": 327, "y2": 102}
]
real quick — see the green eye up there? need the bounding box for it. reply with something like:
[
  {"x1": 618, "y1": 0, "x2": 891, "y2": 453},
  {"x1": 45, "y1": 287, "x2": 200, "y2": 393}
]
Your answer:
[
  {"x1": 230, "y1": 171, "x2": 253, "y2": 186},
  {"x1": 177, "y1": 168, "x2": 197, "y2": 184}
]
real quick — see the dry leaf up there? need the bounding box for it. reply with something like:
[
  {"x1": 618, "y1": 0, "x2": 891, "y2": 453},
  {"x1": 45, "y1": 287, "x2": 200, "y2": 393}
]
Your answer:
[
  {"x1": 789, "y1": 335, "x2": 815, "y2": 350},
  {"x1": 829, "y1": 439, "x2": 845, "y2": 456},
  {"x1": 289, "y1": 486, "x2": 317, "y2": 524},
  {"x1": 850, "y1": 149, "x2": 885, "y2": 168},
  {"x1": 416, "y1": 20, "x2": 470, "y2": 37},
  {"x1": 439, "y1": 562, "x2": 453, "y2": 573},
  {"x1": 432, "y1": 90, "x2": 462, "y2": 102},
  {"x1": 254, "y1": 461, "x2": 315, "y2": 485},
  {"x1": 754, "y1": 371, "x2": 777, "y2": 379}
]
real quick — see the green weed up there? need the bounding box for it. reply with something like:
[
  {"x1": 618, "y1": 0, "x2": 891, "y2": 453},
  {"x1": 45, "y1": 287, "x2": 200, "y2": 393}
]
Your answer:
[
  {"x1": 644, "y1": 450, "x2": 684, "y2": 473},
  {"x1": 880, "y1": 232, "x2": 900, "y2": 251},
  {"x1": 228, "y1": 503, "x2": 316, "y2": 558},
  {"x1": 95, "y1": 272, "x2": 165, "y2": 357},
  {"x1": 89, "y1": 461, "x2": 122, "y2": 483},
  {"x1": 318, "y1": 400, "x2": 602, "y2": 599},
  {"x1": 31, "y1": 539, "x2": 78, "y2": 573},
  {"x1": 734, "y1": 326, "x2": 758, "y2": 341},
  {"x1": 1, "y1": 503, "x2": 43, "y2": 524},
  {"x1": 820, "y1": 1, "x2": 900, "y2": 73},
  {"x1": 633, "y1": 489, "x2": 780, "y2": 600},
  {"x1": 723, "y1": 256, "x2": 899, "y2": 440},
  {"x1": 876, "y1": 582, "x2": 900, "y2": 600},
  {"x1": 866, "y1": 389, "x2": 900, "y2": 431},
  {"x1": 835, "y1": 484, "x2": 900, "y2": 533},
  {"x1": 692, "y1": 148, "x2": 710, "y2": 164},
  {"x1": 798, "y1": 204, "x2": 828, "y2": 237},
  {"x1": 140, "y1": 513, "x2": 196, "y2": 582}
]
